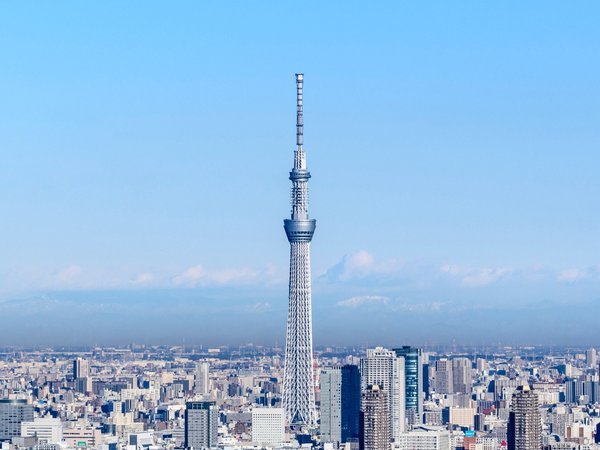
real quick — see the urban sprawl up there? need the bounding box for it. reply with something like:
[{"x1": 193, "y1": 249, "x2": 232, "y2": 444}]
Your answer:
[{"x1": 0, "y1": 345, "x2": 599, "y2": 450}]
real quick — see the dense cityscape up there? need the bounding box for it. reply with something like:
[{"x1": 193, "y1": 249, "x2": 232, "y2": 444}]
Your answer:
[{"x1": 0, "y1": 345, "x2": 599, "y2": 450}]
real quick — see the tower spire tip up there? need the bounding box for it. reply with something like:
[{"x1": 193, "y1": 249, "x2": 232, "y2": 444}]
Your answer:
[{"x1": 295, "y1": 74, "x2": 303, "y2": 148}]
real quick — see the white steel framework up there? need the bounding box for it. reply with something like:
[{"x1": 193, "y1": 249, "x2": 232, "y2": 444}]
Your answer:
[{"x1": 282, "y1": 73, "x2": 316, "y2": 426}]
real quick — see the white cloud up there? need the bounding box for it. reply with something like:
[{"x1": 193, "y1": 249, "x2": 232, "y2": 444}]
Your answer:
[
  {"x1": 558, "y1": 268, "x2": 588, "y2": 283},
  {"x1": 440, "y1": 264, "x2": 462, "y2": 276},
  {"x1": 321, "y1": 251, "x2": 404, "y2": 282},
  {"x1": 336, "y1": 295, "x2": 390, "y2": 308},
  {"x1": 54, "y1": 265, "x2": 83, "y2": 283},
  {"x1": 461, "y1": 268, "x2": 513, "y2": 287},
  {"x1": 337, "y1": 295, "x2": 447, "y2": 313},
  {"x1": 0, "y1": 262, "x2": 285, "y2": 297},
  {"x1": 323, "y1": 252, "x2": 518, "y2": 289},
  {"x1": 246, "y1": 301, "x2": 271, "y2": 313},
  {"x1": 5, "y1": 251, "x2": 600, "y2": 303},
  {"x1": 390, "y1": 301, "x2": 447, "y2": 313},
  {"x1": 441, "y1": 264, "x2": 513, "y2": 287},
  {"x1": 131, "y1": 273, "x2": 155, "y2": 285},
  {"x1": 345, "y1": 251, "x2": 375, "y2": 272},
  {"x1": 172, "y1": 265, "x2": 267, "y2": 287}
]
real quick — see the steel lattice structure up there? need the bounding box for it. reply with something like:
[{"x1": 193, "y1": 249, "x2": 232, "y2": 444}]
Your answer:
[{"x1": 282, "y1": 73, "x2": 316, "y2": 426}]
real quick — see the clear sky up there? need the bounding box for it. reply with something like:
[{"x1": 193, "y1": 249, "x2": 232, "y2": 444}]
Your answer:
[{"x1": 1, "y1": 1, "x2": 599, "y2": 346}]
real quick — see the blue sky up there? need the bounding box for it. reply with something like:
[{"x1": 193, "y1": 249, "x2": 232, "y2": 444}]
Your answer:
[{"x1": 1, "y1": 1, "x2": 599, "y2": 345}]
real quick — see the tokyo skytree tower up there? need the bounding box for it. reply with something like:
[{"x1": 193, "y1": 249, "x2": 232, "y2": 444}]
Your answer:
[{"x1": 282, "y1": 73, "x2": 316, "y2": 426}]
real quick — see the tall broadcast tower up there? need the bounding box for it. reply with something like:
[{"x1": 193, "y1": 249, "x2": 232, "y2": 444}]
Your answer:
[{"x1": 282, "y1": 73, "x2": 316, "y2": 426}]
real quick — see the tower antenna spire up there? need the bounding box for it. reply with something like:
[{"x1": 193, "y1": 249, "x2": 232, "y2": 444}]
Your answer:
[{"x1": 296, "y1": 73, "x2": 303, "y2": 148}]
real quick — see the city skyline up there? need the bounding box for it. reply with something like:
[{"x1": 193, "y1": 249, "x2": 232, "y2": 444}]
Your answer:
[
  {"x1": 2, "y1": 343, "x2": 599, "y2": 449},
  {"x1": 1, "y1": 1, "x2": 600, "y2": 345}
]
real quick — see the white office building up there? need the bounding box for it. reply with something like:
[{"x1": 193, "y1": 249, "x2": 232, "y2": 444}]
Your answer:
[
  {"x1": 394, "y1": 426, "x2": 451, "y2": 450},
  {"x1": 360, "y1": 347, "x2": 406, "y2": 440},
  {"x1": 586, "y1": 348, "x2": 597, "y2": 368},
  {"x1": 21, "y1": 418, "x2": 63, "y2": 444},
  {"x1": 251, "y1": 407, "x2": 285, "y2": 445},
  {"x1": 128, "y1": 431, "x2": 154, "y2": 449},
  {"x1": 194, "y1": 362, "x2": 210, "y2": 396}
]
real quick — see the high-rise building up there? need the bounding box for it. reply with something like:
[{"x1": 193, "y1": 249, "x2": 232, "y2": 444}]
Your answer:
[
  {"x1": 565, "y1": 379, "x2": 583, "y2": 404},
  {"x1": 320, "y1": 365, "x2": 361, "y2": 444},
  {"x1": 394, "y1": 346, "x2": 424, "y2": 426},
  {"x1": 0, "y1": 399, "x2": 34, "y2": 441},
  {"x1": 361, "y1": 347, "x2": 405, "y2": 439},
  {"x1": 184, "y1": 401, "x2": 218, "y2": 449},
  {"x1": 194, "y1": 362, "x2": 210, "y2": 396},
  {"x1": 434, "y1": 359, "x2": 452, "y2": 394},
  {"x1": 476, "y1": 358, "x2": 488, "y2": 374},
  {"x1": 320, "y1": 367, "x2": 342, "y2": 443},
  {"x1": 507, "y1": 385, "x2": 541, "y2": 450},
  {"x1": 361, "y1": 385, "x2": 389, "y2": 450},
  {"x1": 251, "y1": 407, "x2": 285, "y2": 445},
  {"x1": 73, "y1": 357, "x2": 89, "y2": 379},
  {"x1": 341, "y1": 364, "x2": 362, "y2": 443},
  {"x1": 564, "y1": 379, "x2": 600, "y2": 405},
  {"x1": 423, "y1": 363, "x2": 431, "y2": 399},
  {"x1": 495, "y1": 377, "x2": 523, "y2": 402},
  {"x1": 586, "y1": 348, "x2": 597, "y2": 368},
  {"x1": 452, "y1": 358, "x2": 472, "y2": 394},
  {"x1": 75, "y1": 377, "x2": 92, "y2": 394},
  {"x1": 282, "y1": 73, "x2": 317, "y2": 426},
  {"x1": 73, "y1": 357, "x2": 91, "y2": 394}
]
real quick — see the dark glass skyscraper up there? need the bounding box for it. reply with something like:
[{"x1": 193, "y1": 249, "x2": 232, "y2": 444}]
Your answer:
[
  {"x1": 341, "y1": 365, "x2": 361, "y2": 443},
  {"x1": 320, "y1": 364, "x2": 361, "y2": 444},
  {"x1": 393, "y1": 346, "x2": 423, "y2": 425}
]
